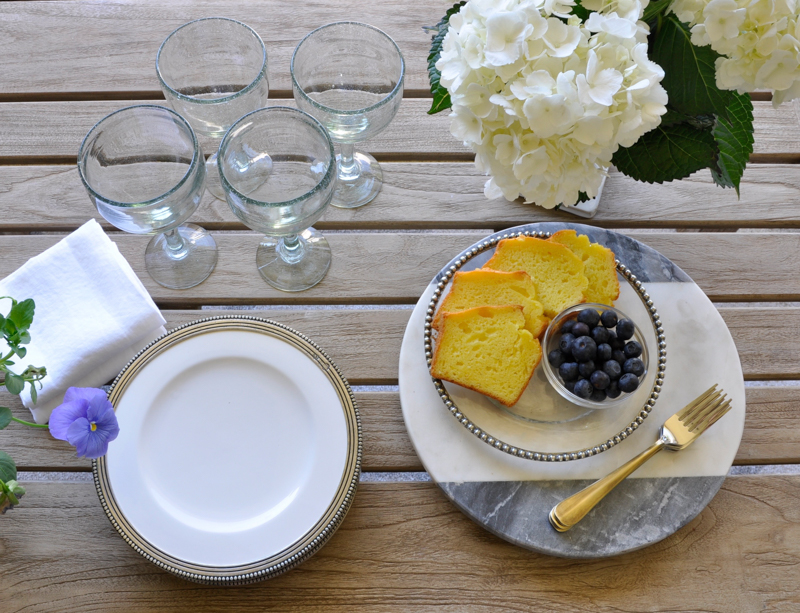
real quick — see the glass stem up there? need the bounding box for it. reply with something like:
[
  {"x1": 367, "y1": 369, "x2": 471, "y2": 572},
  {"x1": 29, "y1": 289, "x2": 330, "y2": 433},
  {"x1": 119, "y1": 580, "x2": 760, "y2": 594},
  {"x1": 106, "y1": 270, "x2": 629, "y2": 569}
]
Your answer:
[
  {"x1": 163, "y1": 228, "x2": 189, "y2": 260},
  {"x1": 278, "y1": 234, "x2": 305, "y2": 265},
  {"x1": 338, "y1": 143, "x2": 360, "y2": 181}
]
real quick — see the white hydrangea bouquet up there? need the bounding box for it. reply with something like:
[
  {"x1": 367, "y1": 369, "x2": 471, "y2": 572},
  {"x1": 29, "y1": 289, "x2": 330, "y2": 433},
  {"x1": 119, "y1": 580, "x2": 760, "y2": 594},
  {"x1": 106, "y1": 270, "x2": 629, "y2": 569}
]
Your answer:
[{"x1": 427, "y1": 0, "x2": 800, "y2": 209}]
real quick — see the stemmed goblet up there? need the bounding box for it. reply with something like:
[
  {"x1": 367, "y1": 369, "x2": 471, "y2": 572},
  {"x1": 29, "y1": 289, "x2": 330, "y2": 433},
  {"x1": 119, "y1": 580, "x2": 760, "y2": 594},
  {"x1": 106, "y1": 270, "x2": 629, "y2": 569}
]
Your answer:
[
  {"x1": 291, "y1": 21, "x2": 405, "y2": 209},
  {"x1": 156, "y1": 17, "x2": 270, "y2": 201},
  {"x1": 218, "y1": 107, "x2": 336, "y2": 292},
  {"x1": 77, "y1": 105, "x2": 217, "y2": 289}
]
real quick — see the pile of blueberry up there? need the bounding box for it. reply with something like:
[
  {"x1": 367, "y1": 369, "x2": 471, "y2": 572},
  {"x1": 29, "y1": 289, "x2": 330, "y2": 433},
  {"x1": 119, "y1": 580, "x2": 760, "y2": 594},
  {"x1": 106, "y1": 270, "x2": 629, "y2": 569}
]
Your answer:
[{"x1": 548, "y1": 307, "x2": 645, "y2": 402}]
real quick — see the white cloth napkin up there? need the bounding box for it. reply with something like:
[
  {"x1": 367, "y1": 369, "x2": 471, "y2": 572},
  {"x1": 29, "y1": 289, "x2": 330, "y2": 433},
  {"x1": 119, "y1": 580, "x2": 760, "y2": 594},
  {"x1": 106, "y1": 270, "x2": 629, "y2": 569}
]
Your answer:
[{"x1": 0, "y1": 219, "x2": 166, "y2": 423}]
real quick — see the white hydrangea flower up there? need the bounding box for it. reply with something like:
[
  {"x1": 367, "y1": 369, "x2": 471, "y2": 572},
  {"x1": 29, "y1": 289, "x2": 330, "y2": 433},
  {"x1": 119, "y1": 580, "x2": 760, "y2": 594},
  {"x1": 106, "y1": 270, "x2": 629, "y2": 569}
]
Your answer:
[
  {"x1": 670, "y1": 0, "x2": 800, "y2": 105},
  {"x1": 435, "y1": 0, "x2": 667, "y2": 208}
]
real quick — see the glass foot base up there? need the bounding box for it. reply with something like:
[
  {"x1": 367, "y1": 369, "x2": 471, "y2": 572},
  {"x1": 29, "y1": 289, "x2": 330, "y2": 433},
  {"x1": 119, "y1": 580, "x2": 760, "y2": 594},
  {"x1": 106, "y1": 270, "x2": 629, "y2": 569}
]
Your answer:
[
  {"x1": 332, "y1": 151, "x2": 382, "y2": 209},
  {"x1": 145, "y1": 223, "x2": 218, "y2": 289},
  {"x1": 256, "y1": 228, "x2": 331, "y2": 292}
]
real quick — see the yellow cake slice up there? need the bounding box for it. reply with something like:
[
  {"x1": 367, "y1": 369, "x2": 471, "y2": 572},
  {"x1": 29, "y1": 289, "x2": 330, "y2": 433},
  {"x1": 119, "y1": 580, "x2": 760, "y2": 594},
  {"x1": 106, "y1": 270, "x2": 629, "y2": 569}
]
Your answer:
[
  {"x1": 483, "y1": 236, "x2": 588, "y2": 317},
  {"x1": 549, "y1": 229, "x2": 620, "y2": 305},
  {"x1": 433, "y1": 269, "x2": 549, "y2": 338},
  {"x1": 430, "y1": 305, "x2": 542, "y2": 407}
]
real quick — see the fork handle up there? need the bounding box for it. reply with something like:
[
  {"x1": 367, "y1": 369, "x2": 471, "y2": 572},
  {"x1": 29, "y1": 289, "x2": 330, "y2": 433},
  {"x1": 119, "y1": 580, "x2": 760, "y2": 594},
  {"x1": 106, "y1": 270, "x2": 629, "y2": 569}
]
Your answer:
[{"x1": 549, "y1": 438, "x2": 666, "y2": 532}]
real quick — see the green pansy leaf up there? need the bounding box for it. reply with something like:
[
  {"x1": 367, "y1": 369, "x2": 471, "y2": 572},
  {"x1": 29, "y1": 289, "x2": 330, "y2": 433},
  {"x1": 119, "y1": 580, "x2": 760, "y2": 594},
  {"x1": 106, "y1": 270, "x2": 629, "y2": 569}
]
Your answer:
[
  {"x1": 18, "y1": 331, "x2": 31, "y2": 345},
  {"x1": 653, "y1": 15, "x2": 733, "y2": 118},
  {"x1": 0, "y1": 407, "x2": 11, "y2": 429},
  {"x1": 15, "y1": 347, "x2": 26, "y2": 359},
  {"x1": 4, "y1": 372, "x2": 24, "y2": 395},
  {"x1": 711, "y1": 92, "x2": 754, "y2": 194},
  {"x1": 7, "y1": 298, "x2": 35, "y2": 332},
  {"x1": 427, "y1": 0, "x2": 467, "y2": 115},
  {"x1": 0, "y1": 450, "x2": 17, "y2": 483},
  {"x1": 612, "y1": 123, "x2": 717, "y2": 184}
]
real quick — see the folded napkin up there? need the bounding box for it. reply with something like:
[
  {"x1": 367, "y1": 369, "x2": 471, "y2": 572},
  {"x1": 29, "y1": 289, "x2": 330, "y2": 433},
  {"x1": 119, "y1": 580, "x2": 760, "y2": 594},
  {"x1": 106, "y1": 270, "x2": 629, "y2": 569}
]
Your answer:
[{"x1": 0, "y1": 219, "x2": 166, "y2": 423}]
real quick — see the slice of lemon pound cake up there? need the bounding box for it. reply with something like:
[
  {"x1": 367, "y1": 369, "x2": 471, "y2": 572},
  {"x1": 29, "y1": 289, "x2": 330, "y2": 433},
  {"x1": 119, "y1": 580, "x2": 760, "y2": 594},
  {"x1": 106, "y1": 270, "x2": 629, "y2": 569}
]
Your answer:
[
  {"x1": 430, "y1": 305, "x2": 542, "y2": 407},
  {"x1": 433, "y1": 269, "x2": 549, "y2": 337},
  {"x1": 483, "y1": 236, "x2": 588, "y2": 318},
  {"x1": 549, "y1": 230, "x2": 620, "y2": 305}
]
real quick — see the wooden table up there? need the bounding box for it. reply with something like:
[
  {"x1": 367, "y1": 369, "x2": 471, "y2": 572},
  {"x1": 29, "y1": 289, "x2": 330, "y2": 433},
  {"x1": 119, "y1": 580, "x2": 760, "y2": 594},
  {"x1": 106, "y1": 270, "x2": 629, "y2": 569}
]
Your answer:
[{"x1": 2, "y1": 1, "x2": 800, "y2": 610}]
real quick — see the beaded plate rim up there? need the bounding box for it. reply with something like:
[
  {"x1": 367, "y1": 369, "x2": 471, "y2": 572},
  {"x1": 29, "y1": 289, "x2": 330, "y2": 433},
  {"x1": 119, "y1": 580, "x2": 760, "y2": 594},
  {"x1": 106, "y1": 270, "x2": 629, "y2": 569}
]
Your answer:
[
  {"x1": 423, "y1": 229, "x2": 667, "y2": 462},
  {"x1": 93, "y1": 315, "x2": 362, "y2": 586}
]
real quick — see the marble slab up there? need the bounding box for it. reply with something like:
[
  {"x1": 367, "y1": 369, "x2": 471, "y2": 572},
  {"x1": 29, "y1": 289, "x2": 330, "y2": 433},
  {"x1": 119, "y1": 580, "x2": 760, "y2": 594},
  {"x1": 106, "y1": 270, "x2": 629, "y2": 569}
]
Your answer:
[{"x1": 399, "y1": 222, "x2": 745, "y2": 557}]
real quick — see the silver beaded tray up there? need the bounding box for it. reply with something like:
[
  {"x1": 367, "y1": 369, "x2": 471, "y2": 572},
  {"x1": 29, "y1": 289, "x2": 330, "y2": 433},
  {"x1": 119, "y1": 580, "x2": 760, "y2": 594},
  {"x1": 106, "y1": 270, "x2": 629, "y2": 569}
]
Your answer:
[{"x1": 424, "y1": 228, "x2": 667, "y2": 462}]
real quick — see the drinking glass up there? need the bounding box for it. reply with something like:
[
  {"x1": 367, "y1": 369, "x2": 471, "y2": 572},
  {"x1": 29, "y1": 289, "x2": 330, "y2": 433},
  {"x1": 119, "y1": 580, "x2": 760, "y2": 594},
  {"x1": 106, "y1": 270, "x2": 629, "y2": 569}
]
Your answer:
[
  {"x1": 291, "y1": 21, "x2": 404, "y2": 209},
  {"x1": 156, "y1": 17, "x2": 270, "y2": 201},
  {"x1": 78, "y1": 105, "x2": 217, "y2": 289},
  {"x1": 218, "y1": 107, "x2": 336, "y2": 292}
]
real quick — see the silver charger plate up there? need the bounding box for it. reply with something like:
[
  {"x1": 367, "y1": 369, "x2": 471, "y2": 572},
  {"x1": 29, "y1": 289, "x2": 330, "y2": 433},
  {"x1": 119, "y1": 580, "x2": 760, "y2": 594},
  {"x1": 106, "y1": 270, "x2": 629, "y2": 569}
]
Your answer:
[
  {"x1": 94, "y1": 316, "x2": 361, "y2": 584},
  {"x1": 399, "y1": 222, "x2": 746, "y2": 558}
]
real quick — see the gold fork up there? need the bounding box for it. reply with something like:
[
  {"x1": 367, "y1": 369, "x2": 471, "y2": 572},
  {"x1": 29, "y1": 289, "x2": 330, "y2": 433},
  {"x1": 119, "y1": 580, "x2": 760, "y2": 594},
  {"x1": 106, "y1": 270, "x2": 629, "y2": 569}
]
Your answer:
[{"x1": 549, "y1": 385, "x2": 732, "y2": 532}]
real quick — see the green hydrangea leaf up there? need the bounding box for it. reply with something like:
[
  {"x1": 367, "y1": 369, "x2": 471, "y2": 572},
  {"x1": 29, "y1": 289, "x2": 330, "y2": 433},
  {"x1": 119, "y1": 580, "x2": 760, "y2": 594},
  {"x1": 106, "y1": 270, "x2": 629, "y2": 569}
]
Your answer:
[
  {"x1": 612, "y1": 123, "x2": 717, "y2": 184},
  {"x1": 427, "y1": 1, "x2": 467, "y2": 115},
  {"x1": 711, "y1": 92, "x2": 754, "y2": 194},
  {"x1": 642, "y1": 0, "x2": 672, "y2": 24},
  {"x1": 0, "y1": 407, "x2": 11, "y2": 430},
  {"x1": 7, "y1": 298, "x2": 34, "y2": 333},
  {"x1": 653, "y1": 15, "x2": 733, "y2": 118},
  {"x1": 0, "y1": 450, "x2": 16, "y2": 483},
  {"x1": 4, "y1": 372, "x2": 24, "y2": 395},
  {"x1": 570, "y1": 0, "x2": 592, "y2": 20}
]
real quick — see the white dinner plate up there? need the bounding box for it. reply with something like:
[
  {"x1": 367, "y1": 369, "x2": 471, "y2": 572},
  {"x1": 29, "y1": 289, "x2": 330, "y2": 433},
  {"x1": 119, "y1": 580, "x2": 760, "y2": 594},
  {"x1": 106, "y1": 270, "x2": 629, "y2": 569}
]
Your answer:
[{"x1": 94, "y1": 317, "x2": 361, "y2": 584}]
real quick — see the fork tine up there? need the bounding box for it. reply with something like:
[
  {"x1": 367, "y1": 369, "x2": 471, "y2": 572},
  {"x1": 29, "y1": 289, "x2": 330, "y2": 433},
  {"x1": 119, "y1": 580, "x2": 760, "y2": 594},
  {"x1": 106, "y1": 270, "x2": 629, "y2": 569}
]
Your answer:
[
  {"x1": 691, "y1": 399, "x2": 732, "y2": 433},
  {"x1": 676, "y1": 385, "x2": 719, "y2": 420},
  {"x1": 681, "y1": 392, "x2": 726, "y2": 430}
]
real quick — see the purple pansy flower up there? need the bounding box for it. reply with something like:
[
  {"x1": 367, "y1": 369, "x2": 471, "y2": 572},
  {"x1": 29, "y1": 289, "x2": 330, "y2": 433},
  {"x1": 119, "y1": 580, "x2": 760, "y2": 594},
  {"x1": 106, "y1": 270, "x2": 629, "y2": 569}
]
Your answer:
[{"x1": 49, "y1": 387, "x2": 120, "y2": 459}]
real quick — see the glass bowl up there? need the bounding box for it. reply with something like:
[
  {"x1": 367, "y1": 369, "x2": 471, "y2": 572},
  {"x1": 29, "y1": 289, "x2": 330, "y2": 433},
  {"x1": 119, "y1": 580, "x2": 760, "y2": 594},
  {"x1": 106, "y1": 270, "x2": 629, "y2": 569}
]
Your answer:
[{"x1": 541, "y1": 303, "x2": 649, "y2": 410}]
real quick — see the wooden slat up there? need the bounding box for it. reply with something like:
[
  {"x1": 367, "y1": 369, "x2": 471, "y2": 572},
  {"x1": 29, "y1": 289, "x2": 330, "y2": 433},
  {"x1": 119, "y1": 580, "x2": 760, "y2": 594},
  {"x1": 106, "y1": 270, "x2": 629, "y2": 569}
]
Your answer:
[
  {"x1": 0, "y1": 0, "x2": 442, "y2": 96},
  {"x1": 2, "y1": 478, "x2": 800, "y2": 612},
  {"x1": 0, "y1": 232, "x2": 489, "y2": 306},
  {"x1": 5, "y1": 384, "x2": 800, "y2": 471},
  {"x1": 5, "y1": 164, "x2": 800, "y2": 231},
  {"x1": 0, "y1": 99, "x2": 796, "y2": 159},
  {"x1": 2, "y1": 306, "x2": 800, "y2": 470},
  {"x1": 1, "y1": 231, "x2": 800, "y2": 304}
]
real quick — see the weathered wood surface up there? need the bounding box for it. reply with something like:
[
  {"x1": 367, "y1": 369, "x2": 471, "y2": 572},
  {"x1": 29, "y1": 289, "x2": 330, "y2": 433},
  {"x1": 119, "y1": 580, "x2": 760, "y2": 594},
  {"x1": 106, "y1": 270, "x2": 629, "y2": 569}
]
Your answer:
[
  {"x1": 0, "y1": 0, "x2": 444, "y2": 96},
  {"x1": 1, "y1": 478, "x2": 799, "y2": 612},
  {"x1": 2, "y1": 306, "x2": 799, "y2": 470},
  {"x1": 0, "y1": 99, "x2": 795, "y2": 159},
  {"x1": 0, "y1": 231, "x2": 799, "y2": 304},
  {"x1": 4, "y1": 164, "x2": 800, "y2": 231},
  {"x1": 4, "y1": 385, "x2": 799, "y2": 471}
]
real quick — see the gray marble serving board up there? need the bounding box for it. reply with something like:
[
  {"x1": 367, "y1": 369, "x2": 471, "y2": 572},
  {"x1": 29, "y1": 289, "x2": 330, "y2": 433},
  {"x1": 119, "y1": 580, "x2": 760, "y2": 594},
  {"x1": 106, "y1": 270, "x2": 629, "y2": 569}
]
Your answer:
[{"x1": 399, "y1": 222, "x2": 745, "y2": 558}]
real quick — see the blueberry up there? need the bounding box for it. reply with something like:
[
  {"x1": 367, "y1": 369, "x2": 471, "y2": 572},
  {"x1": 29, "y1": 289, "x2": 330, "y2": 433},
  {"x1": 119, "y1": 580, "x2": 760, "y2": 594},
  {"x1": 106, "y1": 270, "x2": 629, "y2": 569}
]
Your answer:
[
  {"x1": 563, "y1": 380, "x2": 576, "y2": 394},
  {"x1": 623, "y1": 340, "x2": 643, "y2": 359},
  {"x1": 590, "y1": 370, "x2": 611, "y2": 390},
  {"x1": 548, "y1": 349, "x2": 565, "y2": 368},
  {"x1": 592, "y1": 326, "x2": 610, "y2": 344},
  {"x1": 606, "y1": 381, "x2": 621, "y2": 398},
  {"x1": 608, "y1": 330, "x2": 624, "y2": 349},
  {"x1": 623, "y1": 357, "x2": 645, "y2": 377},
  {"x1": 600, "y1": 310, "x2": 618, "y2": 328},
  {"x1": 559, "y1": 333, "x2": 575, "y2": 354},
  {"x1": 571, "y1": 336, "x2": 597, "y2": 361},
  {"x1": 573, "y1": 378, "x2": 594, "y2": 398},
  {"x1": 603, "y1": 359, "x2": 622, "y2": 380},
  {"x1": 590, "y1": 388, "x2": 607, "y2": 402},
  {"x1": 596, "y1": 343, "x2": 613, "y2": 361},
  {"x1": 577, "y1": 308, "x2": 601, "y2": 327},
  {"x1": 612, "y1": 349, "x2": 627, "y2": 365},
  {"x1": 578, "y1": 360, "x2": 596, "y2": 378},
  {"x1": 618, "y1": 373, "x2": 640, "y2": 393},
  {"x1": 571, "y1": 322, "x2": 590, "y2": 337},
  {"x1": 559, "y1": 362, "x2": 579, "y2": 382},
  {"x1": 616, "y1": 318, "x2": 635, "y2": 340},
  {"x1": 561, "y1": 319, "x2": 576, "y2": 335}
]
